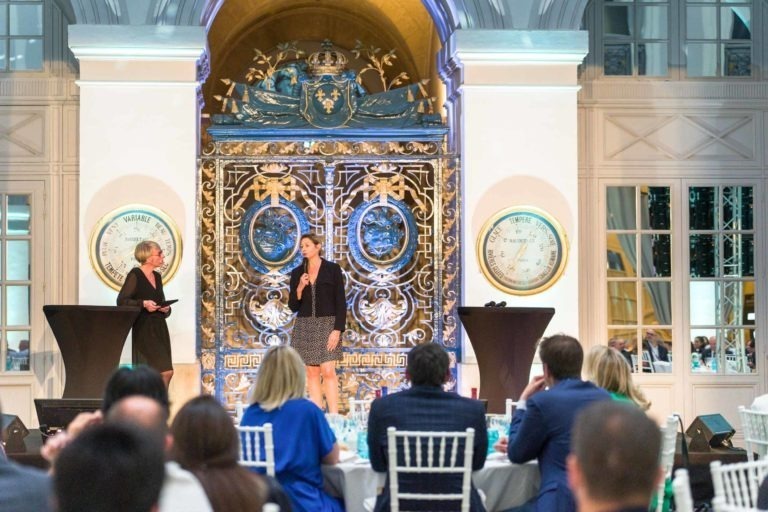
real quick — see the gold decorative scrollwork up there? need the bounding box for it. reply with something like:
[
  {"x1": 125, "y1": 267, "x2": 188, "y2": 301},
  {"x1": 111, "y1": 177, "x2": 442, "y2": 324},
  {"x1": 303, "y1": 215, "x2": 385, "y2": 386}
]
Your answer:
[
  {"x1": 211, "y1": 140, "x2": 441, "y2": 157},
  {"x1": 201, "y1": 351, "x2": 216, "y2": 371},
  {"x1": 339, "y1": 352, "x2": 408, "y2": 367},
  {"x1": 224, "y1": 353, "x2": 264, "y2": 369}
]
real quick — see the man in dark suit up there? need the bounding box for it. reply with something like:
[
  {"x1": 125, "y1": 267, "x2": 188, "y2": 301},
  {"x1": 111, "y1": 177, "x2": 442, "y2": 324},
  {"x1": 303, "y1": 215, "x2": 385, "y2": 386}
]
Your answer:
[
  {"x1": 367, "y1": 343, "x2": 488, "y2": 512},
  {"x1": 501, "y1": 334, "x2": 610, "y2": 512},
  {"x1": 701, "y1": 335, "x2": 733, "y2": 366},
  {"x1": 608, "y1": 336, "x2": 634, "y2": 368},
  {"x1": 0, "y1": 403, "x2": 54, "y2": 512},
  {"x1": 642, "y1": 329, "x2": 669, "y2": 363}
]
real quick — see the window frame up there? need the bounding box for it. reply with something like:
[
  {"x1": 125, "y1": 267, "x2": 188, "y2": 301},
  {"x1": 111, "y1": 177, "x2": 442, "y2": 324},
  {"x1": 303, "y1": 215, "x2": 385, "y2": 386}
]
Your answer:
[
  {"x1": 0, "y1": 0, "x2": 45, "y2": 74},
  {"x1": 683, "y1": 179, "x2": 760, "y2": 376}
]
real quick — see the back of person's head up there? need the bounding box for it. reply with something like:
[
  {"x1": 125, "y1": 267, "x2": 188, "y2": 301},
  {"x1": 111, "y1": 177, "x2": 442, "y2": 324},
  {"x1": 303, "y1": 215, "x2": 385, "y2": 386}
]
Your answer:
[
  {"x1": 102, "y1": 365, "x2": 169, "y2": 414},
  {"x1": 584, "y1": 346, "x2": 650, "y2": 410},
  {"x1": 538, "y1": 334, "x2": 583, "y2": 381},
  {"x1": 171, "y1": 395, "x2": 267, "y2": 511},
  {"x1": 406, "y1": 343, "x2": 449, "y2": 387},
  {"x1": 54, "y1": 423, "x2": 165, "y2": 512},
  {"x1": 569, "y1": 401, "x2": 662, "y2": 507},
  {"x1": 251, "y1": 345, "x2": 305, "y2": 411},
  {"x1": 107, "y1": 395, "x2": 170, "y2": 440},
  {"x1": 171, "y1": 395, "x2": 238, "y2": 470}
]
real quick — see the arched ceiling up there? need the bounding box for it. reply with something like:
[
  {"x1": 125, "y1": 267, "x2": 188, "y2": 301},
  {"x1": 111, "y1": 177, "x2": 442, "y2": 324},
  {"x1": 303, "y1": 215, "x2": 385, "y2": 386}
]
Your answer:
[
  {"x1": 65, "y1": 0, "x2": 591, "y2": 33},
  {"x1": 202, "y1": 0, "x2": 440, "y2": 115}
]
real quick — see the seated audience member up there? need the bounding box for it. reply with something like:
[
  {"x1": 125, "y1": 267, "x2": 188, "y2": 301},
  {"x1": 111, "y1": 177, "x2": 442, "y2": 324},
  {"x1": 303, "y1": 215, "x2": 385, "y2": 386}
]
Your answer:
[
  {"x1": 747, "y1": 339, "x2": 756, "y2": 371},
  {"x1": 367, "y1": 342, "x2": 488, "y2": 512},
  {"x1": 0, "y1": 403, "x2": 53, "y2": 512},
  {"x1": 500, "y1": 334, "x2": 610, "y2": 512},
  {"x1": 584, "y1": 345, "x2": 650, "y2": 410},
  {"x1": 608, "y1": 336, "x2": 633, "y2": 368},
  {"x1": 240, "y1": 345, "x2": 342, "y2": 512},
  {"x1": 568, "y1": 401, "x2": 663, "y2": 512},
  {"x1": 41, "y1": 365, "x2": 172, "y2": 462},
  {"x1": 102, "y1": 365, "x2": 172, "y2": 412},
  {"x1": 701, "y1": 335, "x2": 734, "y2": 366},
  {"x1": 170, "y1": 395, "x2": 269, "y2": 512},
  {"x1": 108, "y1": 396, "x2": 213, "y2": 512},
  {"x1": 692, "y1": 336, "x2": 707, "y2": 355},
  {"x1": 642, "y1": 329, "x2": 669, "y2": 363},
  {"x1": 54, "y1": 423, "x2": 165, "y2": 512},
  {"x1": 42, "y1": 366, "x2": 213, "y2": 512},
  {"x1": 758, "y1": 473, "x2": 768, "y2": 509}
]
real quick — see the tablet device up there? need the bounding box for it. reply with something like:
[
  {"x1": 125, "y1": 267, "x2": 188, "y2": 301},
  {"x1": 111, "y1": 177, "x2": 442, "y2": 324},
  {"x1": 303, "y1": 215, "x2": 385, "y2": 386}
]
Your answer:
[{"x1": 158, "y1": 299, "x2": 178, "y2": 307}]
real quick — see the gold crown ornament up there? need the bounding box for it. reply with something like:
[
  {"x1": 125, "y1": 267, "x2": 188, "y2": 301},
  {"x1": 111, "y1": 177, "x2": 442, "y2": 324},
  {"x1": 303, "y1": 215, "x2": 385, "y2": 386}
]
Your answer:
[{"x1": 307, "y1": 40, "x2": 348, "y2": 76}]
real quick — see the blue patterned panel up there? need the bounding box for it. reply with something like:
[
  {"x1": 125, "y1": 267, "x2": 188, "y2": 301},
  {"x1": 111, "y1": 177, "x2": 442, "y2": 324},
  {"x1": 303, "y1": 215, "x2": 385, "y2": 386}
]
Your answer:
[
  {"x1": 239, "y1": 198, "x2": 310, "y2": 274},
  {"x1": 348, "y1": 198, "x2": 418, "y2": 273}
]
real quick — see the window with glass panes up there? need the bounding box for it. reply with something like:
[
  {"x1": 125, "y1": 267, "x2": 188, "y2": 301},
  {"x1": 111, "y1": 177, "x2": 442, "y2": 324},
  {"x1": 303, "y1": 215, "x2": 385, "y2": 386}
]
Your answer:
[
  {"x1": 1, "y1": 194, "x2": 31, "y2": 372},
  {"x1": 602, "y1": 0, "x2": 670, "y2": 76},
  {"x1": 688, "y1": 186, "x2": 755, "y2": 374},
  {"x1": 685, "y1": 0, "x2": 751, "y2": 77},
  {"x1": 0, "y1": 1, "x2": 42, "y2": 71},
  {"x1": 606, "y1": 186, "x2": 673, "y2": 373}
]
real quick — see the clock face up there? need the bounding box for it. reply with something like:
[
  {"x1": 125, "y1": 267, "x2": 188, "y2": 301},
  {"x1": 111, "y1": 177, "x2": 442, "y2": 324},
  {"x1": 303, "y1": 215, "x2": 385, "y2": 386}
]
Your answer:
[
  {"x1": 477, "y1": 206, "x2": 569, "y2": 295},
  {"x1": 89, "y1": 205, "x2": 182, "y2": 291}
]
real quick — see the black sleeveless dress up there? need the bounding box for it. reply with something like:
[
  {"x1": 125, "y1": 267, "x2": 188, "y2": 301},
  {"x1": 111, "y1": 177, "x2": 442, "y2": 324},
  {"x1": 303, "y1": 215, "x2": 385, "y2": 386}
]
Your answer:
[{"x1": 116, "y1": 267, "x2": 173, "y2": 372}]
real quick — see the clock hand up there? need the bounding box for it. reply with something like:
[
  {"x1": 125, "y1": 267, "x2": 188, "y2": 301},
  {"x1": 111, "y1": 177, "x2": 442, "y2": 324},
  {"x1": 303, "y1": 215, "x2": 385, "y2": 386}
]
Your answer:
[{"x1": 509, "y1": 242, "x2": 528, "y2": 272}]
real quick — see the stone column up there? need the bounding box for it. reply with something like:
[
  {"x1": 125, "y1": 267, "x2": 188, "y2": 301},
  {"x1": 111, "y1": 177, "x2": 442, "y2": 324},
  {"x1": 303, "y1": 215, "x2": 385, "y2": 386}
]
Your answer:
[
  {"x1": 440, "y1": 30, "x2": 588, "y2": 392},
  {"x1": 69, "y1": 25, "x2": 206, "y2": 369}
]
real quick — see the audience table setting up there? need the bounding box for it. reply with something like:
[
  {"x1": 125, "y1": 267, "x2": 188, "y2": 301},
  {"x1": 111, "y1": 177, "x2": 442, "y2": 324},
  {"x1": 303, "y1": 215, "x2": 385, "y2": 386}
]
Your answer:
[{"x1": 321, "y1": 413, "x2": 540, "y2": 512}]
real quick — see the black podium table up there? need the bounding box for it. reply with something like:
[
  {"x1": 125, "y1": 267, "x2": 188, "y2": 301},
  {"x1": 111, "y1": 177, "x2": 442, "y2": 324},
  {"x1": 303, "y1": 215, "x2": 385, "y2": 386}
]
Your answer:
[
  {"x1": 43, "y1": 305, "x2": 141, "y2": 398},
  {"x1": 458, "y1": 307, "x2": 554, "y2": 413}
]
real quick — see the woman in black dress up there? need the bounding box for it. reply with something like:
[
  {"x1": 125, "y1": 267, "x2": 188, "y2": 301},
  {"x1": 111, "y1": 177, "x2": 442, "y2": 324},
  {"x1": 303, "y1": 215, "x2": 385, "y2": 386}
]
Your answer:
[
  {"x1": 117, "y1": 240, "x2": 173, "y2": 387},
  {"x1": 288, "y1": 233, "x2": 346, "y2": 413}
]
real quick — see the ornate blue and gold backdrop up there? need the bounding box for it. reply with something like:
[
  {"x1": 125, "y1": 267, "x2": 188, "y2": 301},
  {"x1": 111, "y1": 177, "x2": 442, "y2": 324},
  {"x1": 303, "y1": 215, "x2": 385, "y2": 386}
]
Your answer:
[{"x1": 198, "y1": 42, "x2": 459, "y2": 413}]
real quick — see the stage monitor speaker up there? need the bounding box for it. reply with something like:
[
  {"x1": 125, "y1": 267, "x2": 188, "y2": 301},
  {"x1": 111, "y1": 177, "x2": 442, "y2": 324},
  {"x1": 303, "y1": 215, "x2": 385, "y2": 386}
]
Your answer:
[
  {"x1": 1, "y1": 413, "x2": 29, "y2": 453},
  {"x1": 685, "y1": 414, "x2": 735, "y2": 451}
]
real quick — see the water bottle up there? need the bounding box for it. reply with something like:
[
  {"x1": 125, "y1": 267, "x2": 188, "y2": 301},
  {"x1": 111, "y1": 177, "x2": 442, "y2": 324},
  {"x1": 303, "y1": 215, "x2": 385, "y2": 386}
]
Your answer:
[
  {"x1": 691, "y1": 352, "x2": 700, "y2": 370},
  {"x1": 235, "y1": 396, "x2": 244, "y2": 423},
  {"x1": 357, "y1": 427, "x2": 369, "y2": 459},
  {"x1": 710, "y1": 356, "x2": 718, "y2": 372},
  {"x1": 487, "y1": 429, "x2": 500, "y2": 455}
]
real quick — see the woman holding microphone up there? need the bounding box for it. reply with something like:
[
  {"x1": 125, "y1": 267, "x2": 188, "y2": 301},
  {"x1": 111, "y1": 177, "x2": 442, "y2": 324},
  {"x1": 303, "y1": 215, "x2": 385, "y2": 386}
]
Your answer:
[{"x1": 288, "y1": 233, "x2": 346, "y2": 413}]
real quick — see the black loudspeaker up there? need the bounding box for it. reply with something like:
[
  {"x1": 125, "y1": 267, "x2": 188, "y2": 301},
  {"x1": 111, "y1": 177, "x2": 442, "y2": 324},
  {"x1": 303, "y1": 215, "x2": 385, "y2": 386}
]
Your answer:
[
  {"x1": 685, "y1": 414, "x2": 735, "y2": 451},
  {"x1": 2, "y1": 413, "x2": 29, "y2": 453}
]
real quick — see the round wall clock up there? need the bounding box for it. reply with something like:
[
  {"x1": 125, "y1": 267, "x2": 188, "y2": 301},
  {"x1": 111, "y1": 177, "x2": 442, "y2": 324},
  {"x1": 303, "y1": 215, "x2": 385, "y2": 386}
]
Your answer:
[
  {"x1": 477, "y1": 206, "x2": 569, "y2": 296},
  {"x1": 89, "y1": 204, "x2": 182, "y2": 291}
]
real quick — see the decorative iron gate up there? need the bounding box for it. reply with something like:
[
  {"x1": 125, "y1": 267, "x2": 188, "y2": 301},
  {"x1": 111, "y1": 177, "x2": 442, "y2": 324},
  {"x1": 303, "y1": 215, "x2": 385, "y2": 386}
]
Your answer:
[{"x1": 198, "y1": 41, "x2": 460, "y2": 413}]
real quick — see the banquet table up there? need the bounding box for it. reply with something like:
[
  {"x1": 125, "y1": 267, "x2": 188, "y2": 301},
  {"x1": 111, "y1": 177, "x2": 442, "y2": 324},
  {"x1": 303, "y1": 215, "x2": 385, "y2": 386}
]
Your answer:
[{"x1": 322, "y1": 451, "x2": 540, "y2": 512}]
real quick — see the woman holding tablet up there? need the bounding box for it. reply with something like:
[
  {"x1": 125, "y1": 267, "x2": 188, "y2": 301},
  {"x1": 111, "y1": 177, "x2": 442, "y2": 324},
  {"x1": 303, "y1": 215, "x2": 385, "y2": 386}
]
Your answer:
[{"x1": 117, "y1": 240, "x2": 174, "y2": 387}]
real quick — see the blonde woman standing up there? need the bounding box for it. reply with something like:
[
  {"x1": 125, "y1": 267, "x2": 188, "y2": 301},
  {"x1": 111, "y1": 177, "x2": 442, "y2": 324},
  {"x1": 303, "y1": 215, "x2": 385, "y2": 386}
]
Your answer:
[
  {"x1": 117, "y1": 240, "x2": 173, "y2": 387},
  {"x1": 584, "y1": 345, "x2": 651, "y2": 410},
  {"x1": 240, "y1": 345, "x2": 342, "y2": 512}
]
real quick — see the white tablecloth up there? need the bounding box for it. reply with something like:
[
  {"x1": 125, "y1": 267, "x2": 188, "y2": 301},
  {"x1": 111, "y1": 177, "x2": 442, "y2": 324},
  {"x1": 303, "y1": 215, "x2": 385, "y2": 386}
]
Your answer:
[{"x1": 322, "y1": 452, "x2": 540, "y2": 512}]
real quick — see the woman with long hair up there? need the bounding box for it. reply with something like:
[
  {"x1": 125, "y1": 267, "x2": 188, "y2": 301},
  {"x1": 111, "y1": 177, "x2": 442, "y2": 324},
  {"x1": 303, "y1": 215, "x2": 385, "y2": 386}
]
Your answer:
[
  {"x1": 170, "y1": 395, "x2": 267, "y2": 512},
  {"x1": 240, "y1": 345, "x2": 342, "y2": 512},
  {"x1": 288, "y1": 233, "x2": 346, "y2": 413},
  {"x1": 585, "y1": 345, "x2": 651, "y2": 410}
]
